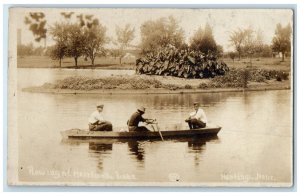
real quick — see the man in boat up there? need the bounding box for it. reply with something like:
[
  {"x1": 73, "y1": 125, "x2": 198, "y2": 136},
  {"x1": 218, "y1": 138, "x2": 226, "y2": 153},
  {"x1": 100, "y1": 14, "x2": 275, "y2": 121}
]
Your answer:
[
  {"x1": 88, "y1": 104, "x2": 113, "y2": 131},
  {"x1": 185, "y1": 102, "x2": 207, "y2": 129},
  {"x1": 127, "y1": 107, "x2": 152, "y2": 132}
]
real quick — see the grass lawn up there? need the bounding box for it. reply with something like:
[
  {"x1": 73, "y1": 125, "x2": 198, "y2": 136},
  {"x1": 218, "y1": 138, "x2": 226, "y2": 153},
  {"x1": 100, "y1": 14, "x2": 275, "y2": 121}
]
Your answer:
[
  {"x1": 17, "y1": 55, "x2": 135, "y2": 69},
  {"x1": 18, "y1": 56, "x2": 292, "y2": 74},
  {"x1": 222, "y1": 57, "x2": 291, "y2": 72}
]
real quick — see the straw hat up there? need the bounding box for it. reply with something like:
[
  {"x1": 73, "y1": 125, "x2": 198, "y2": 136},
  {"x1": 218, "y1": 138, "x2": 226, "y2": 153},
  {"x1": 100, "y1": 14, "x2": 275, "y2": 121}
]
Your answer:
[
  {"x1": 137, "y1": 106, "x2": 146, "y2": 113},
  {"x1": 97, "y1": 104, "x2": 104, "y2": 108}
]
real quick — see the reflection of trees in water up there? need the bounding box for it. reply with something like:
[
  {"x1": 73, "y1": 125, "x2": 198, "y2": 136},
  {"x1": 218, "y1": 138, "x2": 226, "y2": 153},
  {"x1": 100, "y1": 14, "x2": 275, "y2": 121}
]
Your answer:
[
  {"x1": 125, "y1": 136, "x2": 220, "y2": 168},
  {"x1": 87, "y1": 140, "x2": 146, "y2": 169},
  {"x1": 187, "y1": 138, "x2": 206, "y2": 167},
  {"x1": 89, "y1": 142, "x2": 113, "y2": 152},
  {"x1": 67, "y1": 135, "x2": 220, "y2": 172},
  {"x1": 123, "y1": 93, "x2": 232, "y2": 125},
  {"x1": 127, "y1": 140, "x2": 145, "y2": 164},
  {"x1": 54, "y1": 91, "x2": 241, "y2": 111},
  {"x1": 89, "y1": 142, "x2": 113, "y2": 170},
  {"x1": 188, "y1": 138, "x2": 206, "y2": 152},
  {"x1": 185, "y1": 136, "x2": 219, "y2": 167},
  {"x1": 72, "y1": 93, "x2": 232, "y2": 111},
  {"x1": 139, "y1": 93, "x2": 232, "y2": 111}
]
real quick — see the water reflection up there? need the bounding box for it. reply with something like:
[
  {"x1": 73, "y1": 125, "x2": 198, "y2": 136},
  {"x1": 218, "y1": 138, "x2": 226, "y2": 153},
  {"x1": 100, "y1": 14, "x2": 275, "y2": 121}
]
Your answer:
[
  {"x1": 89, "y1": 142, "x2": 113, "y2": 170},
  {"x1": 187, "y1": 138, "x2": 207, "y2": 153},
  {"x1": 62, "y1": 135, "x2": 219, "y2": 172},
  {"x1": 90, "y1": 139, "x2": 146, "y2": 168},
  {"x1": 89, "y1": 142, "x2": 113, "y2": 152},
  {"x1": 127, "y1": 140, "x2": 145, "y2": 162},
  {"x1": 176, "y1": 136, "x2": 219, "y2": 167}
]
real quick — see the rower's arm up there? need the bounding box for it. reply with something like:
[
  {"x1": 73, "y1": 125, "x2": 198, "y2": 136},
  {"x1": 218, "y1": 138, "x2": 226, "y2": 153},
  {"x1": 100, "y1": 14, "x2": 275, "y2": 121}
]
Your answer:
[{"x1": 145, "y1": 118, "x2": 155, "y2": 124}]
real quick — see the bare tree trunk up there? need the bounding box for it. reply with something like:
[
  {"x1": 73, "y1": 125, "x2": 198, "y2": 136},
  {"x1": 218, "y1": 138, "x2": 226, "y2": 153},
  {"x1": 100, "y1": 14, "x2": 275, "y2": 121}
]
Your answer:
[
  {"x1": 44, "y1": 37, "x2": 47, "y2": 48},
  {"x1": 91, "y1": 57, "x2": 95, "y2": 67},
  {"x1": 282, "y1": 52, "x2": 285, "y2": 61},
  {"x1": 75, "y1": 57, "x2": 78, "y2": 68},
  {"x1": 119, "y1": 56, "x2": 122, "y2": 65},
  {"x1": 59, "y1": 58, "x2": 62, "y2": 68}
]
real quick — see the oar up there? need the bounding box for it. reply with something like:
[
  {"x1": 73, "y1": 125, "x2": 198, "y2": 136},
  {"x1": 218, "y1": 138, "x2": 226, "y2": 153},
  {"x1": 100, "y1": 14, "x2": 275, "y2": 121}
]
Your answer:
[
  {"x1": 147, "y1": 119, "x2": 164, "y2": 141},
  {"x1": 150, "y1": 124, "x2": 156, "y2": 132},
  {"x1": 148, "y1": 121, "x2": 157, "y2": 132},
  {"x1": 153, "y1": 120, "x2": 164, "y2": 141}
]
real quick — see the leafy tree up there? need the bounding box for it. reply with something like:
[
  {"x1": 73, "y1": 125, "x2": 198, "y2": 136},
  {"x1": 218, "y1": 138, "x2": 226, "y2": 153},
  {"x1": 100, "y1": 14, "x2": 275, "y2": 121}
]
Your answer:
[
  {"x1": 83, "y1": 20, "x2": 108, "y2": 66},
  {"x1": 140, "y1": 16, "x2": 184, "y2": 54},
  {"x1": 65, "y1": 24, "x2": 86, "y2": 67},
  {"x1": 24, "y1": 12, "x2": 47, "y2": 47},
  {"x1": 17, "y1": 43, "x2": 34, "y2": 56},
  {"x1": 110, "y1": 49, "x2": 121, "y2": 59},
  {"x1": 32, "y1": 46, "x2": 45, "y2": 56},
  {"x1": 77, "y1": 14, "x2": 108, "y2": 66},
  {"x1": 230, "y1": 28, "x2": 265, "y2": 61},
  {"x1": 73, "y1": 14, "x2": 108, "y2": 66},
  {"x1": 216, "y1": 45, "x2": 224, "y2": 58},
  {"x1": 272, "y1": 23, "x2": 292, "y2": 61},
  {"x1": 49, "y1": 22, "x2": 69, "y2": 67},
  {"x1": 50, "y1": 44, "x2": 67, "y2": 67},
  {"x1": 190, "y1": 23, "x2": 217, "y2": 54},
  {"x1": 17, "y1": 43, "x2": 46, "y2": 56},
  {"x1": 260, "y1": 44, "x2": 273, "y2": 58},
  {"x1": 77, "y1": 14, "x2": 100, "y2": 28},
  {"x1": 243, "y1": 29, "x2": 265, "y2": 60},
  {"x1": 229, "y1": 28, "x2": 246, "y2": 60},
  {"x1": 242, "y1": 28, "x2": 256, "y2": 62},
  {"x1": 50, "y1": 14, "x2": 108, "y2": 67},
  {"x1": 254, "y1": 29, "x2": 264, "y2": 54},
  {"x1": 115, "y1": 24, "x2": 135, "y2": 65},
  {"x1": 228, "y1": 51, "x2": 237, "y2": 63},
  {"x1": 60, "y1": 12, "x2": 74, "y2": 20}
]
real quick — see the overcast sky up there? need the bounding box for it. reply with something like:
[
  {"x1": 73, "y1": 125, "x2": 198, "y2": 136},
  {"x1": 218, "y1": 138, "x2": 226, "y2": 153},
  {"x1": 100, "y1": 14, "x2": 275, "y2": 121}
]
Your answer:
[{"x1": 11, "y1": 8, "x2": 293, "y2": 52}]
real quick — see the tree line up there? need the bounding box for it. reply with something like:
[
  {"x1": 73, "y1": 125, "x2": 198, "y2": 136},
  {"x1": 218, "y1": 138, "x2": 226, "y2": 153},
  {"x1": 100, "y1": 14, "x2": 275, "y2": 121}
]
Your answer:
[
  {"x1": 21, "y1": 12, "x2": 292, "y2": 68},
  {"x1": 229, "y1": 23, "x2": 292, "y2": 62},
  {"x1": 22, "y1": 12, "x2": 135, "y2": 67}
]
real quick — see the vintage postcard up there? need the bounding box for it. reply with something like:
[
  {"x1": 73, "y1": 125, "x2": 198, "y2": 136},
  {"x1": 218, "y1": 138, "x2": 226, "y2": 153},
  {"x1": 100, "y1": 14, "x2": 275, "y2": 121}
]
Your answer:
[{"x1": 7, "y1": 7, "x2": 293, "y2": 186}]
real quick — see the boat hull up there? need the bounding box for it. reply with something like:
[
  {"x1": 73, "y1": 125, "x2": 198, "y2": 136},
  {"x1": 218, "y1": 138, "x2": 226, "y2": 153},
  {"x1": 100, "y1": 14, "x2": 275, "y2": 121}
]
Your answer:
[{"x1": 61, "y1": 126, "x2": 221, "y2": 139}]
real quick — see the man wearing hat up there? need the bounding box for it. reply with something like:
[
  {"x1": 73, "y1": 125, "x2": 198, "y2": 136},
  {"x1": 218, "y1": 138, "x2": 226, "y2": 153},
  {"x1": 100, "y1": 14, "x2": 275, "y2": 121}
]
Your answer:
[
  {"x1": 127, "y1": 107, "x2": 151, "y2": 132},
  {"x1": 88, "y1": 104, "x2": 113, "y2": 131},
  {"x1": 185, "y1": 102, "x2": 207, "y2": 129}
]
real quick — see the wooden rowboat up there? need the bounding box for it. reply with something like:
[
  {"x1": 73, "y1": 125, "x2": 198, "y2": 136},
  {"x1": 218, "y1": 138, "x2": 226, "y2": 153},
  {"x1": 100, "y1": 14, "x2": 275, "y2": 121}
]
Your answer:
[{"x1": 61, "y1": 124, "x2": 221, "y2": 140}]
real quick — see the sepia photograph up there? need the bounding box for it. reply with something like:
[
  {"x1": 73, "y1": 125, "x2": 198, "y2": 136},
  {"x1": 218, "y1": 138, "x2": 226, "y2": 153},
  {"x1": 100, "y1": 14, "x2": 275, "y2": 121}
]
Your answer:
[{"x1": 7, "y1": 7, "x2": 293, "y2": 187}]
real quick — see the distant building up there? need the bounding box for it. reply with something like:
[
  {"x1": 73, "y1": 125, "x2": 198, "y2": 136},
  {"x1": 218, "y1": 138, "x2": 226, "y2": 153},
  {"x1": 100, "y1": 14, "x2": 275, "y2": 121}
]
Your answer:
[
  {"x1": 122, "y1": 53, "x2": 136, "y2": 63},
  {"x1": 272, "y1": 52, "x2": 285, "y2": 58},
  {"x1": 123, "y1": 53, "x2": 136, "y2": 59}
]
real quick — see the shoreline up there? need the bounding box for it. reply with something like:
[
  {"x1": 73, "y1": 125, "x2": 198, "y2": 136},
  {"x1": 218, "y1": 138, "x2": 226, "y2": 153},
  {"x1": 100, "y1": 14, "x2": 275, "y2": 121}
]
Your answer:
[
  {"x1": 23, "y1": 84, "x2": 291, "y2": 95},
  {"x1": 21, "y1": 69, "x2": 292, "y2": 95}
]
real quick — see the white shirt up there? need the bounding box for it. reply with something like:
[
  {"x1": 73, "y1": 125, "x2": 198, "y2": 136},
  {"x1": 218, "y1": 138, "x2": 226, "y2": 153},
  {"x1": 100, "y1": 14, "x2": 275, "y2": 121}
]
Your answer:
[
  {"x1": 88, "y1": 111, "x2": 104, "y2": 124},
  {"x1": 189, "y1": 108, "x2": 207, "y2": 123}
]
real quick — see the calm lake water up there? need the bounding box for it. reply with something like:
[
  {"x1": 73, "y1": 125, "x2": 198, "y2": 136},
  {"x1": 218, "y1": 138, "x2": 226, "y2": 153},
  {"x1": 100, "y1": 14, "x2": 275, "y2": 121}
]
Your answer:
[{"x1": 17, "y1": 68, "x2": 292, "y2": 186}]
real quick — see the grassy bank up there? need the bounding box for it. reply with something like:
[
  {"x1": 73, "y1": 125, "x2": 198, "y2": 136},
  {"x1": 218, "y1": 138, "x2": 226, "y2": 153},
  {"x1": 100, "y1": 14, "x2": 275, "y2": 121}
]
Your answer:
[
  {"x1": 32, "y1": 67, "x2": 290, "y2": 92},
  {"x1": 18, "y1": 56, "x2": 291, "y2": 72},
  {"x1": 17, "y1": 56, "x2": 135, "y2": 69},
  {"x1": 222, "y1": 57, "x2": 291, "y2": 71}
]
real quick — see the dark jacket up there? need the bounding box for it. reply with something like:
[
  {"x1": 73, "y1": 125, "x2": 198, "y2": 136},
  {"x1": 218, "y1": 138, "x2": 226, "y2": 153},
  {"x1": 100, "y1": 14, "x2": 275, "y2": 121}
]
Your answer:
[{"x1": 128, "y1": 111, "x2": 146, "y2": 127}]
